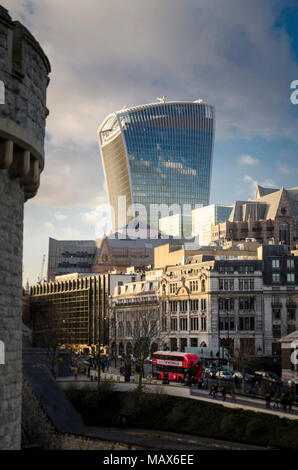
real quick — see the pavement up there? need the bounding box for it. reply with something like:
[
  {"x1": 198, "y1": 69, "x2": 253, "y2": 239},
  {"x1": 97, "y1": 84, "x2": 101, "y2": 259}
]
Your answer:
[{"x1": 58, "y1": 371, "x2": 298, "y2": 421}]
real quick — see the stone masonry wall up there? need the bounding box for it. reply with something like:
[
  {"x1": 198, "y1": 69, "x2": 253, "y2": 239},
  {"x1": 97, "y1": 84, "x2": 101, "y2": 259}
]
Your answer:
[
  {"x1": 0, "y1": 6, "x2": 50, "y2": 450},
  {"x1": 0, "y1": 170, "x2": 24, "y2": 449}
]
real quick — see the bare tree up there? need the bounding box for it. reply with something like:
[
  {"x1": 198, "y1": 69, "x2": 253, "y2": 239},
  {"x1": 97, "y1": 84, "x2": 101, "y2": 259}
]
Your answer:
[{"x1": 127, "y1": 310, "x2": 168, "y2": 390}]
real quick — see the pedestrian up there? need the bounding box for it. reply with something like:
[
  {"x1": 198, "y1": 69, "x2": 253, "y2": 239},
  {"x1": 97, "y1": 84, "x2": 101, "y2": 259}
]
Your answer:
[
  {"x1": 101, "y1": 359, "x2": 105, "y2": 373},
  {"x1": 287, "y1": 393, "x2": 293, "y2": 413},
  {"x1": 162, "y1": 371, "x2": 169, "y2": 385},
  {"x1": 281, "y1": 393, "x2": 288, "y2": 412},
  {"x1": 230, "y1": 388, "x2": 236, "y2": 403},
  {"x1": 208, "y1": 383, "x2": 213, "y2": 397},
  {"x1": 212, "y1": 385, "x2": 217, "y2": 399},
  {"x1": 222, "y1": 387, "x2": 226, "y2": 401},
  {"x1": 234, "y1": 376, "x2": 239, "y2": 389},
  {"x1": 273, "y1": 392, "x2": 279, "y2": 409},
  {"x1": 74, "y1": 367, "x2": 78, "y2": 380},
  {"x1": 106, "y1": 361, "x2": 110, "y2": 372},
  {"x1": 87, "y1": 365, "x2": 91, "y2": 378},
  {"x1": 265, "y1": 393, "x2": 271, "y2": 409}
]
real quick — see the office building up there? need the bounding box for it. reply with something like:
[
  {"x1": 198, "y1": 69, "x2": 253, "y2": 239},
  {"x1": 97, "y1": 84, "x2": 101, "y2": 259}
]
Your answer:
[
  {"x1": 98, "y1": 100, "x2": 214, "y2": 229},
  {"x1": 158, "y1": 214, "x2": 192, "y2": 238},
  {"x1": 30, "y1": 273, "x2": 137, "y2": 349},
  {"x1": 47, "y1": 238, "x2": 97, "y2": 281},
  {"x1": 192, "y1": 204, "x2": 232, "y2": 246},
  {"x1": 109, "y1": 245, "x2": 298, "y2": 358}
]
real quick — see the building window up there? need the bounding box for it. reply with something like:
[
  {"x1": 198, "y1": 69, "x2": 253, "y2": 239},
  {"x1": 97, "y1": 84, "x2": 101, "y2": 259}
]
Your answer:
[
  {"x1": 218, "y1": 298, "x2": 234, "y2": 311},
  {"x1": 161, "y1": 316, "x2": 167, "y2": 331},
  {"x1": 272, "y1": 273, "x2": 280, "y2": 283},
  {"x1": 190, "y1": 317, "x2": 199, "y2": 331},
  {"x1": 239, "y1": 316, "x2": 255, "y2": 331},
  {"x1": 239, "y1": 279, "x2": 254, "y2": 290},
  {"x1": 272, "y1": 309, "x2": 280, "y2": 321},
  {"x1": 170, "y1": 317, "x2": 177, "y2": 331},
  {"x1": 190, "y1": 280, "x2": 199, "y2": 292},
  {"x1": 219, "y1": 316, "x2": 235, "y2": 331},
  {"x1": 190, "y1": 338, "x2": 198, "y2": 347},
  {"x1": 180, "y1": 317, "x2": 188, "y2": 331},
  {"x1": 180, "y1": 338, "x2": 187, "y2": 352},
  {"x1": 201, "y1": 316, "x2": 207, "y2": 331},
  {"x1": 272, "y1": 324, "x2": 281, "y2": 339},
  {"x1": 169, "y1": 283, "x2": 178, "y2": 294},
  {"x1": 179, "y1": 300, "x2": 188, "y2": 312},
  {"x1": 170, "y1": 338, "x2": 178, "y2": 351},
  {"x1": 279, "y1": 224, "x2": 289, "y2": 245},
  {"x1": 272, "y1": 259, "x2": 280, "y2": 269},
  {"x1": 287, "y1": 259, "x2": 294, "y2": 269},
  {"x1": 190, "y1": 299, "x2": 199, "y2": 311},
  {"x1": 219, "y1": 278, "x2": 234, "y2": 290},
  {"x1": 287, "y1": 273, "x2": 295, "y2": 283},
  {"x1": 239, "y1": 297, "x2": 255, "y2": 310},
  {"x1": 169, "y1": 301, "x2": 177, "y2": 312},
  {"x1": 201, "y1": 298, "x2": 207, "y2": 310},
  {"x1": 287, "y1": 324, "x2": 296, "y2": 335},
  {"x1": 287, "y1": 308, "x2": 296, "y2": 321}
]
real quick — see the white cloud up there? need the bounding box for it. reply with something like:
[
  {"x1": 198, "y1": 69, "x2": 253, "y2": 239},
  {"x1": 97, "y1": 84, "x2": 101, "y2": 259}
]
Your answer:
[
  {"x1": 278, "y1": 164, "x2": 290, "y2": 174},
  {"x1": 243, "y1": 175, "x2": 277, "y2": 198},
  {"x1": 59, "y1": 227, "x2": 81, "y2": 239},
  {"x1": 81, "y1": 204, "x2": 113, "y2": 238},
  {"x1": 43, "y1": 221, "x2": 55, "y2": 232},
  {"x1": 54, "y1": 212, "x2": 68, "y2": 221},
  {"x1": 238, "y1": 155, "x2": 260, "y2": 166}
]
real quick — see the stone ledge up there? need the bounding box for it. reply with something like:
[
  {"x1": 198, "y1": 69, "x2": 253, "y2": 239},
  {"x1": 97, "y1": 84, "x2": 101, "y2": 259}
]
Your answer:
[{"x1": 0, "y1": 139, "x2": 41, "y2": 200}]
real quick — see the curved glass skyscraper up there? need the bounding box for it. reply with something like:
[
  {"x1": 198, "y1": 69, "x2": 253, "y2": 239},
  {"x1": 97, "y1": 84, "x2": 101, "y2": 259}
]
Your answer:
[{"x1": 98, "y1": 100, "x2": 214, "y2": 230}]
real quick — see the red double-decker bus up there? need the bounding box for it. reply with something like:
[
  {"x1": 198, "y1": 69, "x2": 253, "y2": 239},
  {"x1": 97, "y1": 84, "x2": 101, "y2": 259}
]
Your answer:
[{"x1": 151, "y1": 351, "x2": 202, "y2": 383}]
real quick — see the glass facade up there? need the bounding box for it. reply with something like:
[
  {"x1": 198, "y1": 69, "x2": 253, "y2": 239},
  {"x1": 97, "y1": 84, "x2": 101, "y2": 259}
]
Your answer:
[{"x1": 98, "y1": 101, "x2": 214, "y2": 229}]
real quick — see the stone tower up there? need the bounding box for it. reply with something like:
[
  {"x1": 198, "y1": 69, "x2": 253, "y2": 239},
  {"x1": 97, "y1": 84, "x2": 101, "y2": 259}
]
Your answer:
[{"x1": 0, "y1": 6, "x2": 50, "y2": 449}]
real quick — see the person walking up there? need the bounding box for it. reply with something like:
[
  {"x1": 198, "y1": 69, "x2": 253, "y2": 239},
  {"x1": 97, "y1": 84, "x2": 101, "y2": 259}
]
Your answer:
[
  {"x1": 273, "y1": 392, "x2": 279, "y2": 409},
  {"x1": 281, "y1": 393, "x2": 288, "y2": 412},
  {"x1": 230, "y1": 388, "x2": 236, "y2": 403},
  {"x1": 265, "y1": 393, "x2": 271, "y2": 409},
  {"x1": 287, "y1": 393, "x2": 293, "y2": 413}
]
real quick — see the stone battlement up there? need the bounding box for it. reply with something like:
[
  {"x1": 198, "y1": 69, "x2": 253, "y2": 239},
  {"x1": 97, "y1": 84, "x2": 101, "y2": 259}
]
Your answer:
[{"x1": 0, "y1": 5, "x2": 50, "y2": 199}]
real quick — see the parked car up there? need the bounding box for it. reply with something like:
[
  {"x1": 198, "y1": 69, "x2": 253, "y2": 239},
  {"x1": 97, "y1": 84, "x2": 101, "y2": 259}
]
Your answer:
[
  {"x1": 216, "y1": 370, "x2": 233, "y2": 380},
  {"x1": 204, "y1": 367, "x2": 217, "y2": 378},
  {"x1": 254, "y1": 371, "x2": 282, "y2": 385},
  {"x1": 233, "y1": 371, "x2": 252, "y2": 382}
]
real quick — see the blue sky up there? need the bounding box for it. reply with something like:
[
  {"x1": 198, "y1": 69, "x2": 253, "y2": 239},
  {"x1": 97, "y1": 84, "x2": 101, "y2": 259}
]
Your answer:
[{"x1": 1, "y1": 0, "x2": 298, "y2": 284}]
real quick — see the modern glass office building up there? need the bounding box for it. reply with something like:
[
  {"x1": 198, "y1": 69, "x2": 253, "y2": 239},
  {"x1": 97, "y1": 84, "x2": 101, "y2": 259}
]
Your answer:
[{"x1": 98, "y1": 100, "x2": 215, "y2": 230}]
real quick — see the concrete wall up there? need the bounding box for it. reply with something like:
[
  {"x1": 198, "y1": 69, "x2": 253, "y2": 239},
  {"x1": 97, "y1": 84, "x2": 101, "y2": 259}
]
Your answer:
[{"x1": 0, "y1": 6, "x2": 50, "y2": 449}]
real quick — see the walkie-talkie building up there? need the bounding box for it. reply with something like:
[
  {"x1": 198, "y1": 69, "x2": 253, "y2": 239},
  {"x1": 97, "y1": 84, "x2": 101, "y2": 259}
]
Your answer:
[{"x1": 97, "y1": 100, "x2": 214, "y2": 230}]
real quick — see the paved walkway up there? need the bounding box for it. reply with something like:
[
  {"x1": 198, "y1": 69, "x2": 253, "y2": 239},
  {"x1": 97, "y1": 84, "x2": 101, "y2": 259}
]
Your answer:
[{"x1": 58, "y1": 372, "x2": 298, "y2": 421}]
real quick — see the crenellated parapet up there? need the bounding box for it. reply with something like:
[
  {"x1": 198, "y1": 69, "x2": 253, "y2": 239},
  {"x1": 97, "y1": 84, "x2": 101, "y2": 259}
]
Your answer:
[{"x1": 0, "y1": 5, "x2": 51, "y2": 200}]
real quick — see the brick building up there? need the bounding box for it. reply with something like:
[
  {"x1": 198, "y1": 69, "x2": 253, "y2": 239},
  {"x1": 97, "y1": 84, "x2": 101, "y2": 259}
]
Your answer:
[{"x1": 211, "y1": 185, "x2": 298, "y2": 249}]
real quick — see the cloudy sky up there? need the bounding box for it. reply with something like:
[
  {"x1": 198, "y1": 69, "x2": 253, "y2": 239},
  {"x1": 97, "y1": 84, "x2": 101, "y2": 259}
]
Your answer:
[{"x1": 2, "y1": 0, "x2": 298, "y2": 285}]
